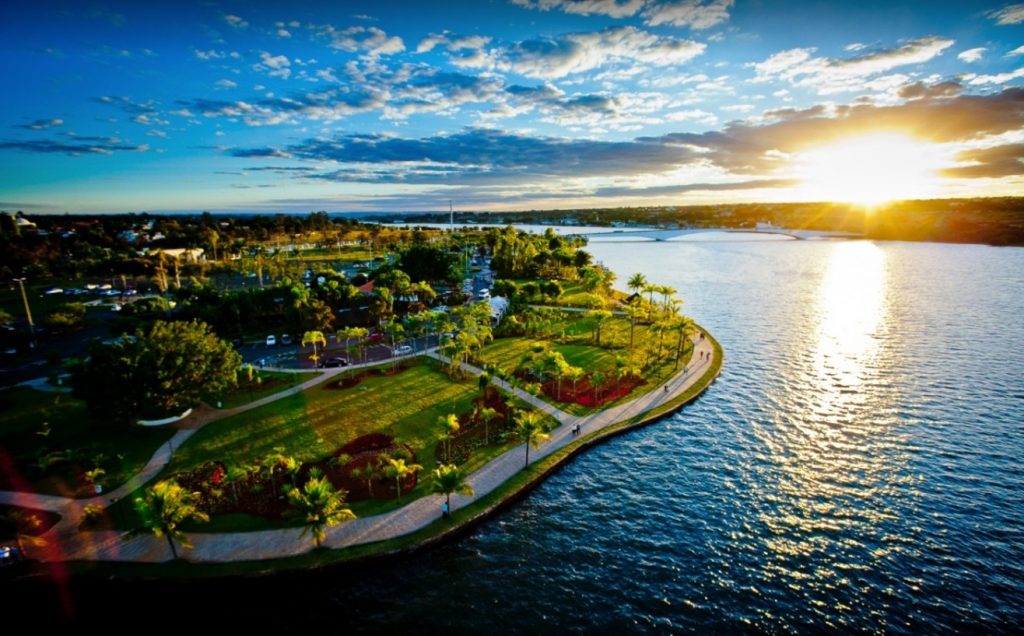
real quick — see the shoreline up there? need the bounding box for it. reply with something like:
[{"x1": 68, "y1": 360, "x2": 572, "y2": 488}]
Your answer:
[{"x1": 13, "y1": 327, "x2": 724, "y2": 581}]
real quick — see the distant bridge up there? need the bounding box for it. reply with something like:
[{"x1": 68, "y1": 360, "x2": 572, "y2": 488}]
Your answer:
[{"x1": 569, "y1": 227, "x2": 863, "y2": 242}]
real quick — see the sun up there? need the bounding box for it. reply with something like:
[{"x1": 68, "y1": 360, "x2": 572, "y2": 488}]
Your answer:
[{"x1": 793, "y1": 134, "x2": 943, "y2": 206}]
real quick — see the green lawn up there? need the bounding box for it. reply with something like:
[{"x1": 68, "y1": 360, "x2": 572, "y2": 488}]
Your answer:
[
  {"x1": 107, "y1": 357, "x2": 558, "y2": 530},
  {"x1": 0, "y1": 388, "x2": 175, "y2": 497},
  {"x1": 481, "y1": 312, "x2": 694, "y2": 415},
  {"x1": 213, "y1": 370, "x2": 320, "y2": 409}
]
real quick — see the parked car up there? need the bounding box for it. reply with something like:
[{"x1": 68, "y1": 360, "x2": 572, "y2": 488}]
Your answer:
[
  {"x1": 280, "y1": 334, "x2": 292, "y2": 345},
  {"x1": 367, "y1": 331, "x2": 384, "y2": 343},
  {"x1": 265, "y1": 335, "x2": 277, "y2": 346},
  {"x1": 318, "y1": 356, "x2": 348, "y2": 368},
  {"x1": 392, "y1": 345, "x2": 413, "y2": 356}
]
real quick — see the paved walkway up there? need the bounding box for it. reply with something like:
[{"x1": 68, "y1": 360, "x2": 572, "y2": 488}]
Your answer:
[{"x1": 3, "y1": 334, "x2": 717, "y2": 564}]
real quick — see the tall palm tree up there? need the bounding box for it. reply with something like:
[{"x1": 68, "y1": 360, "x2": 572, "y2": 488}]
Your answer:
[
  {"x1": 431, "y1": 463, "x2": 474, "y2": 513},
  {"x1": 286, "y1": 475, "x2": 356, "y2": 548},
  {"x1": 477, "y1": 406, "x2": 498, "y2": 445},
  {"x1": 383, "y1": 457, "x2": 423, "y2": 503},
  {"x1": 478, "y1": 372, "x2": 491, "y2": 399},
  {"x1": 513, "y1": 410, "x2": 550, "y2": 468},
  {"x1": 437, "y1": 413, "x2": 460, "y2": 462},
  {"x1": 625, "y1": 301, "x2": 645, "y2": 355},
  {"x1": 130, "y1": 480, "x2": 209, "y2": 559},
  {"x1": 672, "y1": 315, "x2": 696, "y2": 370},
  {"x1": 627, "y1": 272, "x2": 647, "y2": 296},
  {"x1": 302, "y1": 330, "x2": 327, "y2": 367},
  {"x1": 586, "y1": 309, "x2": 612, "y2": 345},
  {"x1": 351, "y1": 456, "x2": 383, "y2": 498}
]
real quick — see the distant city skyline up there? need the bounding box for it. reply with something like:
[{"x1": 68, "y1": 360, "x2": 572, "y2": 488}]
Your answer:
[{"x1": 2, "y1": 0, "x2": 1023, "y2": 213}]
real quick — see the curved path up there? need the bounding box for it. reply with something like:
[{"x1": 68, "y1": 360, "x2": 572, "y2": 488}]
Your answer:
[{"x1": 2, "y1": 335, "x2": 717, "y2": 564}]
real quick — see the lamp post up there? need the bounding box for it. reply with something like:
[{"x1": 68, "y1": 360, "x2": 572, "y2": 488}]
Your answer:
[{"x1": 12, "y1": 277, "x2": 34, "y2": 339}]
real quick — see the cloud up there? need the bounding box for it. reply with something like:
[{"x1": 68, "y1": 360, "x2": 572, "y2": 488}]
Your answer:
[
  {"x1": 316, "y1": 25, "x2": 405, "y2": 57},
  {"x1": 384, "y1": 72, "x2": 505, "y2": 119},
  {"x1": 941, "y1": 143, "x2": 1024, "y2": 178},
  {"x1": 510, "y1": 0, "x2": 645, "y2": 18},
  {"x1": 1008, "y1": 45, "x2": 1024, "y2": 57},
  {"x1": 15, "y1": 118, "x2": 64, "y2": 130},
  {"x1": 499, "y1": 26, "x2": 705, "y2": 78},
  {"x1": 416, "y1": 32, "x2": 492, "y2": 54},
  {"x1": 897, "y1": 80, "x2": 963, "y2": 100},
  {"x1": 958, "y1": 47, "x2": 986, "y2": 63},
  {"x1": 253, "y1": 51, "x2": 292, "y2": 79},
  {"x1": 964, "y1": 67, "x2": 1024, "y2": 84},
  {"x1": 224, "y1": 14, "x2": 249, "y2": 29},
  {"x1": 0, "y1": 136, "x2": 147, "y2": 156},
  {"x1": 988, "y1": 4, "x2": 1024, "y2": 25},
  {"x1": 593, "y1": 178, "x2": 798, "y2": 198},
  {"x1": 96, "y1": 95, "x2": 158, "y2": 116},
  {"x1": 215, "y1": 79, "x2": 238, "y2": 90},
  {"x1": 642, "y1": 0, "x2": 734, "y2": 30},
  {"x1": 752, "y1": 37, "x2": 955, "y2": 94}
]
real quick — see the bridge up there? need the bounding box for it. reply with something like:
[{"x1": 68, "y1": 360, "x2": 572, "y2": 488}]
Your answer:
[{"x1": 569, "y1": 227, "x2": 863, "y2": 242}]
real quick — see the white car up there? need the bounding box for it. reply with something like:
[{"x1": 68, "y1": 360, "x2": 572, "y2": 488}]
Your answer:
[
  {"x1": 392, "y1": 345, "x2": 413, "y2": 356},
  {"x1": 266, "y1": 335, "x2": 277, "y2": 346}
]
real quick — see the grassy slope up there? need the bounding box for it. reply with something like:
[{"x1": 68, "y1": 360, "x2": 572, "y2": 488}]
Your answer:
[{"x1": 214, "y1": 370, "x2": 320, "y2": 409}]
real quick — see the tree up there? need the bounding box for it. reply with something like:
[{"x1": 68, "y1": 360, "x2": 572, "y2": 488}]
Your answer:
[
  {"x1": 352, "y1": 457, "x2": 384, "y2": 498},
  {"x1": 130, "y1": 480, "x2": 209, "y2": 559},
  {"x1": 585, "y1": 309, "x2": 612, "y2": 345},
  {"x1": 71, "y1": 320, "x2": 242, "y2": 420},
  {"x1": 478, "y1": 372, "x2": 491, "y2": 398},
  {"x1": 541, "y1": 279, "x2": 563, "y2": 300},
  {"x1": 383, "y1": 457, "x2": 422, "y2": 503},
  {"x1": 437, "y1": 413, "x2": 460, "y2": 463},
  {"x1": 302, "y1": 330, "x2": 327, "y2": 366},
  {"x1": 627, "y1": 272, "x2": 647, "y2": 295},
  {"x1": 625, "y1": 301, "x2": 645, "y2": 355},
  {"x1": 431, "y1": 464, "x2": 474, "y2": 512},
  {"x1": 477, "y1": 406, "x2": 498, "y2": 446},
  {"x1": 286, "y1": 475, "x2": 356, "y2": 548},
  {"x1": 513, "y1": 410, "x2": 550, "y2": 468}
]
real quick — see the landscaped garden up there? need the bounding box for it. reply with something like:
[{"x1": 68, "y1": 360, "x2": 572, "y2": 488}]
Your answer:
[{"x1": 102, "y1": 358, "x2": 557, "y2": 533}]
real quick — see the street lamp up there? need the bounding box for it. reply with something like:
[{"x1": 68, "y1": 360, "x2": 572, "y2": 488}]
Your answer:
[{"x1": 12, "y1": 277, "x2": 34, "y2": 339}]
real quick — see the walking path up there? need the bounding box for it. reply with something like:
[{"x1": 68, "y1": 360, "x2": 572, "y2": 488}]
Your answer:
[{"x1": 2, "y1": 333, "x2": 718, "y2": 565}]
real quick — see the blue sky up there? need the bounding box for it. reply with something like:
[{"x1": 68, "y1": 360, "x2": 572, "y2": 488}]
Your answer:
[{"x1": 2, "y1": 0, "x2": 1023, "y2": 213}]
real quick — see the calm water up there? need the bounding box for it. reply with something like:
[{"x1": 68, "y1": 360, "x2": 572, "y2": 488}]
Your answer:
[{"x1": 23, "y1": 237, "x2": 1024, "y2": 632}]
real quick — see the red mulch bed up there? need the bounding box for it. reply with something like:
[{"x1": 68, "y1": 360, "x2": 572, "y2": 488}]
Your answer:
[
  {"x1": 435, "y1": 387, "x2": 516, "y2": 465},
  {"x1": 520, "y1": 372, "x2": 646, "y2": 408}
]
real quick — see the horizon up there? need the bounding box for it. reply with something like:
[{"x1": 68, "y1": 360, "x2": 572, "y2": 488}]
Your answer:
[{"x1": 2, "y1": 0, "x2": 1024, "y2": 213}]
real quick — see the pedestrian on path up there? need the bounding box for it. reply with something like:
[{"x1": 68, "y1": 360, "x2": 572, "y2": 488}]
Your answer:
[
  {"x1": 442, "y1": 501, "x2": 450, "y2": 518},
  {"x1": 664, "y1": 385, "x2": 669, "y2": 393}
]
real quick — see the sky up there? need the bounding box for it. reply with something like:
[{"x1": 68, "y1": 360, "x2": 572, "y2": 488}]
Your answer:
[{"x1": 2, "y1": 0, "x2": 1024, "y2": 213}]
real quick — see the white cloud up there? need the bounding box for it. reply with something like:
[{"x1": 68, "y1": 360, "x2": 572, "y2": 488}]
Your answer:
[
  {"x1": 964, "y1": 67, "x2": 1024, "y2": 84},
  {"x1": 277, "y1": 29, "x2": 292, "y2": 38},
  {"x1": 319, "y1": 25, "x2": 405, "y2": 57},
  {"x1": 845, "y1": 42, "x2": 866, "y2": 52},
  {"x1": 417, "y1": 32, "x2": 492, "y2": 54},
  {"x1": 643, "y1": 0, "x2": 734, "y2": 30},
  {"x1": 253, "y1": 51, "x2": 292, "y2": 79},
  {"x1": 510, "y1": 0, "x2": 645, "y2": 18},
  {"x1": 215, "y1": 79, "x2": 238, "y2": 90},
  {"x1": 1007, "y1": 45, "x2": 1024, "y2": 56},
  {"x1": 958, "y1": 47, "x2": 986, "y2": 63},
  {"x1": 989, "y1": 4, "x2": 1024, "y2": 25},
  {"x1": 194, "y1": 49, "x2": 226, "y2": 60},
  {"x1": 752, "y1": 37, "x2": 955, "y2": 94},
  {"x1": 224, "y1": 14, "x2": 248, "y2": 29},
  {"x1": 500, "y1": 26, "x2": 705, "y2": 79}
]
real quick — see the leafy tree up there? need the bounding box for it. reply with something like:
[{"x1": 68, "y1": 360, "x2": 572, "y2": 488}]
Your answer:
[
  {"x1": 352, "y1": 457, "x2": 384, "y2": 498},
  {"x1": 286, "y1": 475, "x2": 356, "y2": 548},
  {"x1": 478, "y1": 406, "x2": 498, "y2": 446},
  {"x1": 43, "y1": 302, "x2": 86, "y2": 332},
  {"x1": 383, "y1": 457, "x2": 422, "y2": 503},
  {"x1": 71, "y1": 320, "x2": 242, "y2": 420},
  {"x1": 541, "y1": 279, "x2": 563, "y2": 300},
  {"x1": 513, "y1": 410, "x2": 550, "y2": 468},
  {"x1": 585, "y1": 309, "x2": 612, "y2": 345},
  {"x1": 129, "y1": 480, "x2": 209, "y2": 559},
  {"x1": 627, "y1": 272, "x2": 647, "y2": 295},
  {"x1": 431, "y1": 464, "x2": 474, "y2": 512}
]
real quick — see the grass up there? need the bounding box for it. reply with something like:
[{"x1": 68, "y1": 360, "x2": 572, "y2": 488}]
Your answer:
[
  {"x1": 213, "y1": 370, "x2": 320, "y2": 409},
  {"x1": 62, "y1": 327, "x2": 721, "y2": 579},
  {"x1": 0, "y1": 387, "x2": 175, "y2": 497},
  {"x1": 482, "y1": 311, "x2": 694, "y2": 415}
]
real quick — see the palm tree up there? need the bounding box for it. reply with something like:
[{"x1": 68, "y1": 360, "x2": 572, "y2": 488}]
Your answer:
[
  {"x1": 431, "y1": 463, "x2": 474, "y2": 513},
  {"x1": 627, "y1": 272, "x2": 647, "y2": 296},
  {"x1": 513, "y1": 410, "x2": 550, "y2": 468},
  {"x1": 285, "y1": 475, "x2": 356, "y2": 548},
  {"x1": 672, "y1": 315, "x2": 696, "y2": 370},
  {"x1": 477, "y1": 406, "x2": 498, "y2": 445},
  {"x1": 302, "y1": 330, "x2": 327, "y2": 367},
  {"x1": 223, "y1": 463, "x2": 252, "y2": 505},
  {"x1": 262, "y1": 447, "x2": 289, "y2": 499},
  {"x1": 352, "y1": 458, "x2": 383, "y2": 498},
  {"x1": 383, "y1": 457, "x2": 422, "y2": 503},
  {"x1": 625, "y1": 301, "x2": 645, "y2": 355},
  {"x1": 84, "y1": 467, "x2": 106, "y2": 492},
  {"x1": 478, "y1": 371, "x2": 491, "y2": 399},
  {"x1": 437, "y1": 413, "x2": 460, "y2": 462},
  {"x1": 130, "y1": 480, "x2": 209, "y2": 559},
  {"x1": 591, "y1": 370, "x2": 606, "y2": 403},
  {"x1": 586, "y1": 309, "x2": 612, "y2": 345}
]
